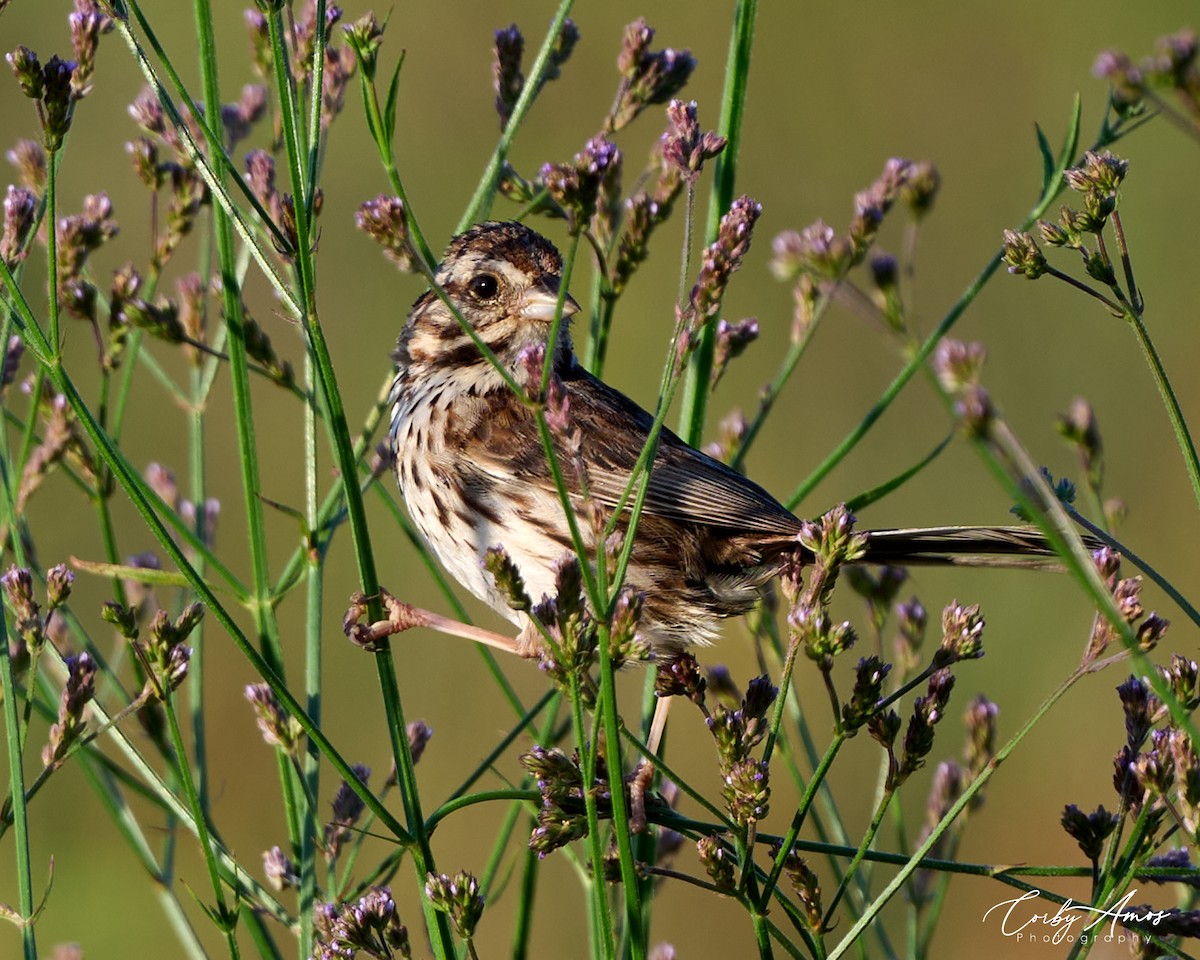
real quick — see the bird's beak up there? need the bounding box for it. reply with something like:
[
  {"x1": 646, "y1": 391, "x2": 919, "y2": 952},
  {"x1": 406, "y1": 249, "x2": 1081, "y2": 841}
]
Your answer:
[{"x1": 521, "y1": 281, "x2": 580, "y2": 323}]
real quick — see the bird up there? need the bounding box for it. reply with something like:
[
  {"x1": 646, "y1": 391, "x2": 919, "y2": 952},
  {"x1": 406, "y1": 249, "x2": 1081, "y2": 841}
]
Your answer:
[{"x1": 388, "y1": 220, "x2": 1072, "y2": 670}]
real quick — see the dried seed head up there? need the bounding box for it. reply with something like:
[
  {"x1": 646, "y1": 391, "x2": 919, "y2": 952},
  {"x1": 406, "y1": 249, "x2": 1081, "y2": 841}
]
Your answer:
[
  {"x1": 770, "y1": 221, "x2": 851, "y2": 283},
  {"x1": 69, "y1": 0, "x2": 114, "y2": 99},
  {"x1": 407, "y1": 719, "x2": 432, "y2": 765},
  {"x1": 45, "y1": 563, "x2": 74, "y2": 610},
  {"x1": 1117, "y1": 676, "x2": 1154, "y2": 751},
  {"x1": 312, "y1": 887, "x2": 410, "y2": 960},
  {"x1": 425, "y1": 871, "x2": 484, "y2": 941},
  {"x1": 342, "y1": 12, "x2": 384, "y2": 78},
  {"x1": 8, "y1": 46, "x2": 43, "y2": 100},
  {"x1": 7, "y1": 139, "x2": 46, "y2": 192},
  {"x1": 898, "y1": 668, "x2": 956, "y2": 783},
  {"x1": 842, "y1": 655, "x2": 891, "y2": 731},
  {"x1": 660, "y1": 99, "x2": 725, "y2": 185},
  {"x1": 355, "y1": 194, "x2": 416, "y2": 271},
  {"x1": 900, "y1": 161, "x2": 940, "y2": 219},
  {"x1": 0, "y1": 185, "x2": 35, "y2": 268},
  {"x1": 41, "y1": 56, "x2": 78, "y2": 148},
  {"x1": 492, "y1": 25, "x2": 524, "y2": 129},
  {"x1": 723, "y1": 757, "x2": 770, "y2": 825},
  {"x1": 963, "y1": 694, "x2": 999, "y2": 781},
  {"x1": 42, "y1": 651, "x2": 96, "y2": 769},
  {"x1": 1001, "y1": 229, "x2": 1047, "y2": 279},
  {"x1": 1060, "y1": 803, "x2": 1119, "y2": 861},
  {"x1": 696, "y1": 835, "x2": 734, "y2": 891},
  {"x1": 482, "y1": 545, "x2": 532, "y2": 612},
  {"x1": 245, "y1": 682, "x2": 301, "y2": 753},
  {"x1": 610, "y1": 19, "x2": 695, "y2": 132},
  {"x1": 654, "y1": 651, "x2": 706, "y2": 704},
  {"x1": 324, "y1": 763, "x2": 370, "y2": 862},
  {"x1": 541, "y1": 135, "x2": 621, "y2": 233},
  {"x1": 683, "y1": 196, "x2": 761, "y2": 332},
  {"x1": 936, "y1": 600, "x2": 985, "y2": 666}
]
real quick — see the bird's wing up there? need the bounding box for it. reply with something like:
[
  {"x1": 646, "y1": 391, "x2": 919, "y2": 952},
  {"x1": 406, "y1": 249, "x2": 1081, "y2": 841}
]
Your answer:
[
  {"x1": 560, "y1": 365, "x2": 801, "y2": 536},
  {"x1": 448, "y1": 362, "x2": 801, "y2": 536}
]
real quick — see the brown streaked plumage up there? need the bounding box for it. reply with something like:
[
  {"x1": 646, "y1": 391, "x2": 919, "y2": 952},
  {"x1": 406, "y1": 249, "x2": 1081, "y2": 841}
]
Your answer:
[{"x1": 389, "y1": 221, "x2": 1069, "y2": 659}]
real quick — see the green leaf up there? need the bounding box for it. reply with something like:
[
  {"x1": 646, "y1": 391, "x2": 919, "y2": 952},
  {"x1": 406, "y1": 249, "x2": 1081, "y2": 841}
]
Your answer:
[
  {"x1": 1035, "y1": 123, "x2": 1055, "y2": 195},
  {"x1": 1058, "y1": 93, "x2": 1083, "y2": 173},
  {"x1": 358, "y1": 72, "x2": 380, "y2": 145},
  {"x1": 384, "y1": 50, "x2": 406, "y2": 143},
  {"x1": 69, "y1": 556, "x2": 228, "y2": 594}
]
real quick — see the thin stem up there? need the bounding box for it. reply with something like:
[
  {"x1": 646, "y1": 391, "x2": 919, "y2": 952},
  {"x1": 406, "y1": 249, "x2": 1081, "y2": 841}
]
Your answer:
[
  {"x1": 1066, "y1": 506, "x2": 1200, "y2": 629},
  {"x1": 457, "y1": 0, "x2": 578, "y2": 231},
  {"x1": 1123, "y1": 307, "x2": 1200, "y2": 512},
  {"x1": 162, "y1": 693, "x2": 240, "y2": 958},
  {"x1": 0, "y1": 614, "x2": 35, "y2": 960},
  {"x1": 730, "y1": 298, "x2": 828, "y2": 473},
  {"x1": 786, "y1": 101, "x2": 1091, "y2": 509},
  {"x1": 597, "y1": 627, "x2": 645, "y2": 957},
  {"x1": 677, "y1": 0, "x2": 757, "y2": 446},
  {"x1": 760, "y1": 734, "x2": 846, "y2": 907},
  {"x1": 569, "y1": 670, "x2": 616, "y2": 959},
  {"x1": 827, "y1": 665, "x2": 1085, "y2": 960},
  {"x1": 1109, "y1": 211, "x2": 1141, "y2": 311},
  {"x1": 1045, "y1": 265, "x2": 1124, "y2": 313},
  {"x1": 823, "y1": 788, "x2": 895, "y2": 926},
  {"x1": 44, "y1": 148, "x2": 60, "y2": 359},
  {"x1": 193, "y1": 0, "x2": 284, "y2": 679}
]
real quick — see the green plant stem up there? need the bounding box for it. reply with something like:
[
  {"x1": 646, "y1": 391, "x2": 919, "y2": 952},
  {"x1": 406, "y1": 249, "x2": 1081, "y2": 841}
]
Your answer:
[
  {"x1": 186, "y1": 361, "x2": 211, "y2": 822},
  {"x1": 457, "y1": 0, "x2": 577, "y2": 231},
  {"x1": 115, "y1": 2, "x2": 298, "y2": 311},
  {"x1": 979, "y1": 415, "x2": 1200, "y2": 744},
  {"x1": 729, "y1": 302, "x2": 826, "y2": 472},
  {"x1": 569, "y1": 671, "x2": 616, "y2": 959},
  {"x1": 193, "y1": 0, "x2": 284, "y2": 680},
  {"x1": 42, "y1": 643, "x2": 292, "y2": 919},
  {"x1": 512, "y1": 841, "x2": 541, "y2": 960},
  {"x1": 1122, "y1": 307, "x2": 1200, "y2": 512},
  {"x1": 303, "y1": 0, "x2": 326, "y2": 216},
  {"x1": 262, "y1": 7, "x2": 454, "y2": 949},
  {"x1": 677, "y1": 0, "x2": 757, "y2": 446},
  {"x1": 760, "y1": 734, "x2": 846, "y2": 907},
  {"x1": 1066, "y1": 506, "x2": 1200, "y2": 629},
  {"x1": 44, "y1": 147, "x2": 60, "y2": 360},
  {"x1": 161, "y1": 693, "x2": 239, "y2": 958},
  {"x1": 597, "y1": 626, "x2": 645, "y2": 958},
  {"x1": 787, "y1": 98, "x2": 1085, "y2": 509},
  {"x1": 826, "y1": 663, "x2": 1084, "y2": 960},
  {"x1": 353, "y1": 48, "x2": 434, "y2": 268},
  {"x1": 1, "y1": 263, "x2": 409, "y2": 846},
  {"x1": 440, "y1": 690, "x2": 556, "y2": 808},
  {"x1": 752, "y1": 904, "x2": 776, "y2": 960},
  {"x1": 300, "y1": 348, "x2": 322, "y2": 958},
  {"x1": 761, "y1": 633, "x2": 800, "y2": 764},
  {"x1": 1109, "y1": 210, "x2": 1141, "y2": 310},
  {"x1": 0, "y1": 614, "x2": 34, "y2": 960},
  {"x1": 78, "y1": 755, "x2": 209, "y2": 959},
  {"x1": 370, "y1": 481, "x2": 529, "y2": 718},
  {"x1": 823, "y1": 788, "x2": 895, "y2": 928}
]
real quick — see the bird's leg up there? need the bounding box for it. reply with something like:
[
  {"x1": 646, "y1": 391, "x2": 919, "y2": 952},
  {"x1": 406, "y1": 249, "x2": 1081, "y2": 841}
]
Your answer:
[
  {"x1": 407, "y1": 607, "x2": 532, "y2": 656},
  {"x1": 630, "y1": 693, "x2": 673, "y2": 833},
  {"x1": 342, "y1": 591, "x2": 534, "y2": 657}
]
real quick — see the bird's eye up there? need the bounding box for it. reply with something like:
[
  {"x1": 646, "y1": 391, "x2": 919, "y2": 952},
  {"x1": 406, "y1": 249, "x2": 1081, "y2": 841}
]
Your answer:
[{"x1": 469, "y1": 274, "x2": 500, "y2": 300}]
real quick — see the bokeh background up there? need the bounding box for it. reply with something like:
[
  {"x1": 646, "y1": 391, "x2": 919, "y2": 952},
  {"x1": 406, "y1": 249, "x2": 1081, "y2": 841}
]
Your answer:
[{"x1": 1, "y1": 1, "x2": 1198, "y2": 957}]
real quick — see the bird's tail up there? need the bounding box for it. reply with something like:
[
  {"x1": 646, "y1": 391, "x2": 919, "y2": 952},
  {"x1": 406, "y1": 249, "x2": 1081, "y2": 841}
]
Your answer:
[{"x1": 858, "y1": 525, "x2": 1099, "y2": 569}]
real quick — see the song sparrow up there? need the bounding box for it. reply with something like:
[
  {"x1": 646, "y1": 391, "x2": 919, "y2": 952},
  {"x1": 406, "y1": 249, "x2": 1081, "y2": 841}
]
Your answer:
[{"x1": 388, "y1": 221, "x2": 1067, "y2": 661}]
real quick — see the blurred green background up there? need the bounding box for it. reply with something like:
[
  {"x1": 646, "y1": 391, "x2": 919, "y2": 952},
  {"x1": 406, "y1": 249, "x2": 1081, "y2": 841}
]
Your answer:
[{"x1": 1, "y1": 1, "x2": 1198, "y2": 957}]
